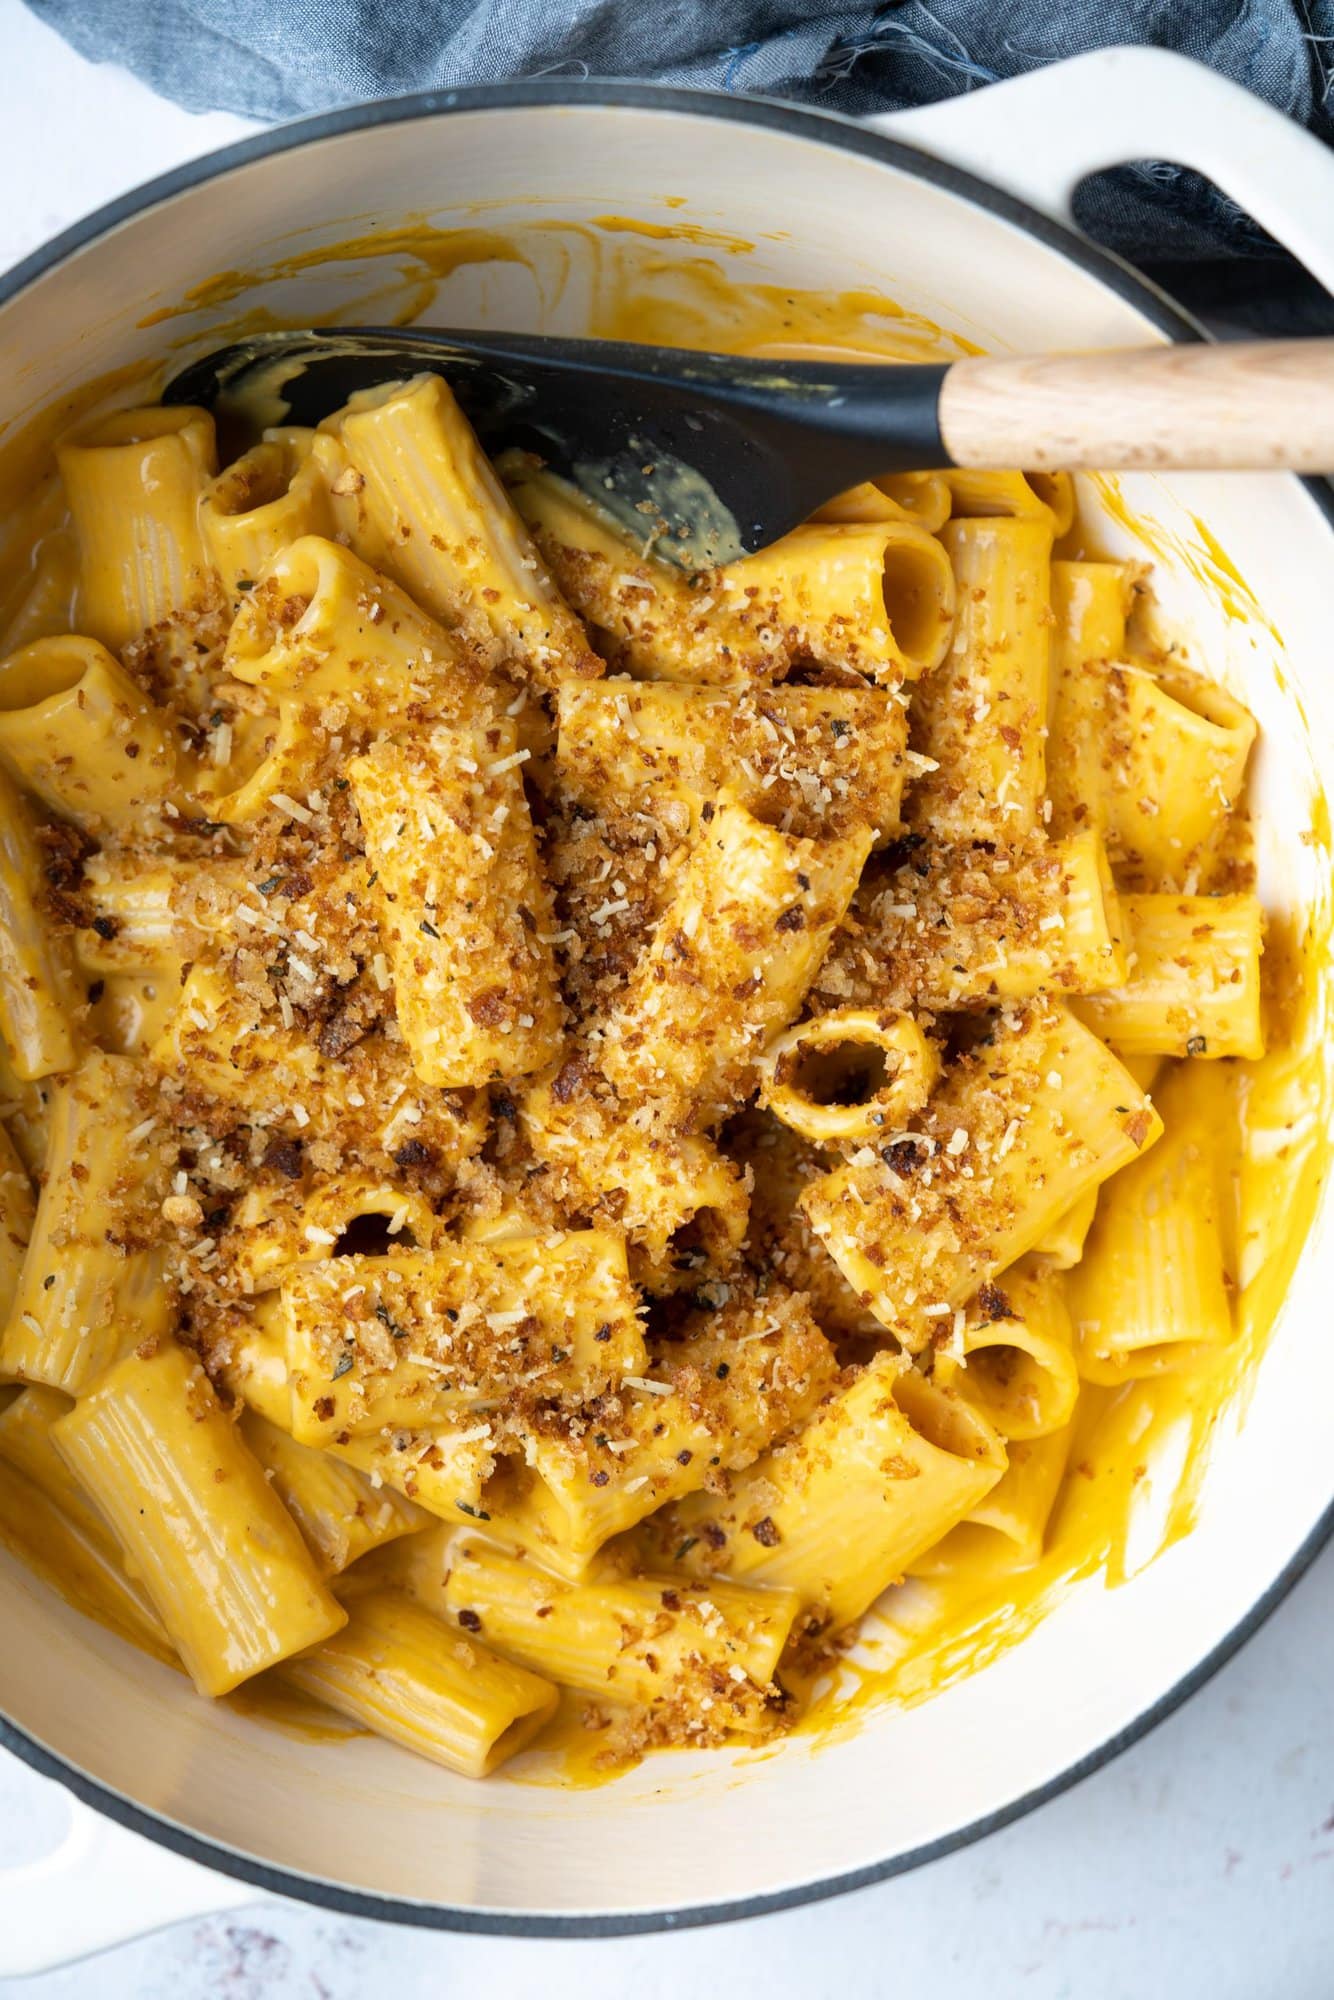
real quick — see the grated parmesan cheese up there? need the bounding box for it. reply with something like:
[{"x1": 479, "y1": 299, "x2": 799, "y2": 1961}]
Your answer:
[{"x1": 269, "y1": 791, "x2": 314, "y2": 825}]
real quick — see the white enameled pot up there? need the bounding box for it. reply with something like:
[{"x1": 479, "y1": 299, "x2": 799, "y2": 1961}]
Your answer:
[{"x1": 1, "y1": 45, "x2": 1333, "y2": 1969}]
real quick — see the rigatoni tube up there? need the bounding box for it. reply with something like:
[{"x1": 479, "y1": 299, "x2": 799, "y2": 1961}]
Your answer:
[
  {"x1": 157, "y1": 959, "x2": 489, "y2": 1177},
  {"x1": 1050, "y1": 656, "x2": 1256, "y2": 888},
  {"x1": 326, "y1": 1424, "x2": 495, "y2": 1523},
  {"x1": 0, "y1": 1447, "x2": 173, "y2": 1660},
  {"x1": 238, "y1": 1411, "x2": 427, "y2": 1576},
  {"x1": 283, "y1": 1589, "x2": 558, "y2": 1778},
  {"x1": 930, "y1": 1261, "x2": 1080, "y2": 1441},
  {"x1": 813, "y1": 470, "x2": 951, "y2": 533},
  {"x1": 942, "y1": 469, "x2": 1075, "y2": 536},
  {"x1": 555, "y1": 679, "x2": 908, "y2": 844},
  {"x1": 481, "y1": 1285, "x2": 837, "y2": 1574},
  {"x1": 0, "y1": 1044, "x2": 56, "y2": 1177},
  {"x1": 198, "y1": 429, "x2": 333, "y2": 602},
  {"x1": 910, "y1": 514, "x2": 1053, "y2": 843},
  {"x1": 959, "y1": 1426, "x2": 1073, "y2": 1567},
  {"x1": 1045, "y1": 559, "x2": 1134, "y2": 841},
  {"x1": 0, "y1": 1384, "x2": 171, "y2": 1656},
  {"x1": 217, "y1": 1300, "x2": 497, "y2": 1521},
  {"x1": 506, "y1": 461, "x2": 724, "y2": 682},
  {"x1": 0, "y1": 530, "x2": 78, "y2": 657},
  {"x1": 224, "y1": 1171, "x2": 442, "y2": 1296},
  {"x1": 220, "y1": 531, "x2": 465, "y2": 700},
  {"x1": 0, "y1": 635, "x2": 178, "y2": 831},
  {"x1": 326, "y1": 374, "x2": 599, "y2": 690},
  {"x1": 439, "y1": 1537, "x2": 799, "y2": 1725},
  {"x1": 58, "y1": 407, "x2": 218, "y2": 651},
  {"x1": 1107, "y1": 664, "x2": 1257, "y2": 886},
  {"x1": 518, "y1": 1074, "x2": 749, "y2": 1291},
  {"x1": 75, "y1": 850, "x2": 241, "y2": 979},
  {"x1": 0, "y1": 764, "x2": 82, "y2": 1078},
  {"x1": 600, "y1": 794, "x2": 872, "y2": 1123},
  {"x1": 718, "y1": 519, "x2": 957, "y2": 685},
  {"x1": 1069, "y1": 1063, "x2": 1236, "y2": 1382},
  {"x1": 509, "y1": 464, "x2": 954, "y2": 686},
  {"x1": 815, "y1": 828, "x2": 1126, "y2": 1014},
  {"x1": 1030, "y1": 1186, "x2": 1099, "y2": 1271},
  {"x1": 282, "y1": 1232, "x2": 644, "y2": 1444},
  {"x1": 759, "y1": 1007, "x2": 939, "y2": 1148},
  {"x1": 0, "y1": 1124, "x2": 34, "y2": 1326},
  {"x1": 211, "y1": 535, "x2": 485, "y2": 824},
  {"x1": 349, "y1": 717, "x2": 562, "y2": 1086},
  {"x1": 665, "y1": 1359, "x2": 1006, "y2": 1631},
  {"x1": 1074, "y1": 893, "x2": 1264, "y2": 1059},
  {"x1": 1, "y1": 1051, "x2": 165, "y2": 1394},
  {"x1": 52, "y1": 1339, "x2": 345, "y2": 1696},
  {"x1": 800, "y1": 1006, "x2": 1162, "y2": 1354}
]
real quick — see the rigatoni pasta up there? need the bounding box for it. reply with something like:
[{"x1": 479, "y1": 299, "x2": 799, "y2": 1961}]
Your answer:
[
  {"x1": 815, "y1": 827, "x2": 1126, "y2": 1012},
  {"x1": 799, "y1": 1006, "x2": 1162, "y2": 1353},
  {"x1": 599, "y1": 794, "x2": 872, "y2": 1124},
  {"x1": 0, "y1": 528, "x2": 78, "y2": 658},
  {"x1": 0, "y1": 1125, "x2": 34, "y2": 1325},
  {"x1": 1, "y1": 1051, "x2": 166, "y2": 1394},
  {"x1": 348, "y1": 716, "x2": 562, "y2": 1084},
  {"x1": 0, "y1": 635, "x2": 179, "y2": 829},
  {"x1": 1049, "y1": 652, "x2": 1256, "y2": 886},
  {"x1": 323, "y1": 374, "x2": 600, "y2": 691},
  {"x1": 476, "y1": 1283, "x2": 837, "y2": 1574},
  {"x1": 660, "y1": 1360, "x2": 1005, "y2": 1628},
  {"x1": 507, "y1": 460, "x2": 955, "y2": 684},
  {"x1": 943, "y1": 468, "x2": 1075, "y2": 535},
  {"x1": 280, "y1": 1232, "x2": 644, "y2": 1443},
  {"x1": 944, "y1": 1426, "x2": 1074, "y2": 1568},
  {"x1": 1068, "y1": 1061, "x2": 1238, "y2": 1382},
  {"x1": 0, "y1": 351, "x2": 1275, "y2": 1785},
  {"x1": 517, "y1": 1073, "x2": 750, "y2": 1294},
  {"x1": 208, "y1": 533, "x2": 485, "y2": 823},
  {"x1": 813, "y1": 469, "x2": 951, "y2": 532},
  {"x1": 930, "y1": 1260, "x2": 1080, "y2": 1441},
  {"x1": 57, "y1": 406, "x2": 219, "y2": 651},
  {"x1": 434, "y1": 1537, "x2": 800, "y2": 1734},
  {"x1": 909, "y1": 514, "x2": 1052, "y2": 843},
  {"x1": 282, "y1": 1588, "x2": 559, "y2": 1777},
  {"x1": 199, "y1": 428, "x2": 333, "y2": 602},
  {"x1": 0, "y1": 1386, "x2": 172, "y2": 1659},
  {"x1": 758, "y1": 1005, "x2": 939, "y2": 1146},
  {"x1": 1073, "y1": 892, "x2": 1264, "y2": 1059},
  {"x1": 555, "y1": 679, "x2": 908, "y2": 843},
  {"x1": 52, "y1": 1339, "x2": 345, "y2": 1696},
  {"x1": 0, "y1": 764, "x2": 83, "y2": 1079},
  {"x1": 717, "y1": 519, "x2": 957, "y2": 685},
  {"x1": 239, "y1": 1409, "x2": 428, "y2": 1576}
]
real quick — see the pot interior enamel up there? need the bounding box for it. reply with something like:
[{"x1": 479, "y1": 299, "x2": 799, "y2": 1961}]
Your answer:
[{"x1": 1, "y1": 92, "x2": 1331, "y2": 1925}]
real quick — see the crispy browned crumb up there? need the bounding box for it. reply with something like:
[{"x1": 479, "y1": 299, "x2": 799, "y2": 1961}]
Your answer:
[{"x1": 815, "y1": 830, "x2": 1088, "y2": 1012}]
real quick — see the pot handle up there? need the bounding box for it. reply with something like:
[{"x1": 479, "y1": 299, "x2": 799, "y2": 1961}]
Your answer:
[
  {"x1": 0, "y1": 1780, "x2": 263, "y2": 1976},
  {"x1": 867, "y1": 46, "x2": 1334, "y2": 298}
]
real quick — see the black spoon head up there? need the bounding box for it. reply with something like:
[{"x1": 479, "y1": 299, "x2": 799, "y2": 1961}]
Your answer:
[{"x1": 164, "y1": 328, "x2": 942, "y2": 568}]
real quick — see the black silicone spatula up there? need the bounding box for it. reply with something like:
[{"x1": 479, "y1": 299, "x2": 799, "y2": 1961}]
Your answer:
[{"x1": 165, "y1": 326, "x2": 1334, "y2": 568}]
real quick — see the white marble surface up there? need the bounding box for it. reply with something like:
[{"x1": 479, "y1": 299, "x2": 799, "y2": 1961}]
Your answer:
[{"x1": 1, "y1": 3, "x2": 1333, "y2": 1989}]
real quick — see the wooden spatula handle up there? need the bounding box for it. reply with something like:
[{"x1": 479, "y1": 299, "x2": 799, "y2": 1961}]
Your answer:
[{"x1": 938, "y1": 338, "x2": 1334, "y2": 472}]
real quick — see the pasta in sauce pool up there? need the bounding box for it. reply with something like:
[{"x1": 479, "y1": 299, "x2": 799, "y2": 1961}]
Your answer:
[{"x1": 0, "y1": 339, "x2": 1290, "y2": 1780}]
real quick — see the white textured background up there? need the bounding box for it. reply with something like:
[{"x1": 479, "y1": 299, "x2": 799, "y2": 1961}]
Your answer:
[{"x1": 1, "y1": 3, "x2": 1332, "y2": 1990}]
